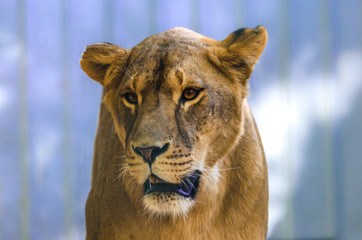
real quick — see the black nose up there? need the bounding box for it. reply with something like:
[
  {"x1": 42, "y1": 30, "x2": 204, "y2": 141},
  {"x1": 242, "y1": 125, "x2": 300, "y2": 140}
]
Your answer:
[{"x1": 133, "y1": 143, "x2": 169, "y2": 166}]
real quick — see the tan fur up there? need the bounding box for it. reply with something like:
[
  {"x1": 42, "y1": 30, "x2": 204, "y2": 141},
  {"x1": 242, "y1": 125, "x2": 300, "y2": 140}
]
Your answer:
[{"x1": 81, "y1": 27, "x2": 268, "y2": 239}]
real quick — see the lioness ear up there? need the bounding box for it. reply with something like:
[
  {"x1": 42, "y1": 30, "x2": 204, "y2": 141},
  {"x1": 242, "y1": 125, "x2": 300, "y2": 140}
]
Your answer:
[
  {"x1": 212, "y1": 26, "x2": 267, "y2": 80},
  {"x1": 80, "y1": 43, "x2": 129, "y2": 85}
]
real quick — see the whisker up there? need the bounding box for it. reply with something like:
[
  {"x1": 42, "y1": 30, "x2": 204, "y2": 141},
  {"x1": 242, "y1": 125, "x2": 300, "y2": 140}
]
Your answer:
[
  {"x1": 185, "y1": 177, "x2": 195, "y2": 191},
  {"x1": 118, "y1": 66, "x2": 132, "y2": 79},
  {"x1": 123, "y1": 66, "x2": 132, "y2": 75},
  {"x1": 208, "y1": 151, "x2": 219, "y2": 161},
  {"x1": 131, "y1": 62, "x2": 137, "y2": 75},
  {"x1": 194, "y1": 199, "x2": 206, "y2": 205},
  {"x1": 218, "y1": 166, "x2": 243, "y2": 171}
]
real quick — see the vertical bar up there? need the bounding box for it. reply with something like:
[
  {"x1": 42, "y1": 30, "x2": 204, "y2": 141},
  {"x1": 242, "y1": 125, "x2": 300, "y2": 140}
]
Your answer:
[
  {"x1": 235, "y1": 0, "x2": 244, "y2": 28},
  {"x1": 61, "y1": 0, "x2": 72, "y2": 237},
  {"x1": 149, "y1": 0, "x2": 157, "y2": 35},
  {"x1": 278, "y1": 0, "x2": 294, "y2": 238},
  {"x1": 103, "y1": 0, "x2": 114, "y2": 42},
  {"x1": 320, "y1": 0, "x2": 336, "y2": 237},
  {"x1": 17, "y1": 0, "x2": 30, "y2": 239},
  {"x1": 191, "y1": 0, "x2": 200, "y2": 32},
  {"x1": 278, "y1": 0, "x2": 290, "y2": 87}
]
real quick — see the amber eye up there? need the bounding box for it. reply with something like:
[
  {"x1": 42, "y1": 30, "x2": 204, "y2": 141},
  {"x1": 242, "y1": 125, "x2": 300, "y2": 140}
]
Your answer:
[
  {"x1": 182, "y1": 88, "x2": 200, "y2": 101},
  {"x1": 124, "y1": 92, "x2": 138, "y2": 104}
]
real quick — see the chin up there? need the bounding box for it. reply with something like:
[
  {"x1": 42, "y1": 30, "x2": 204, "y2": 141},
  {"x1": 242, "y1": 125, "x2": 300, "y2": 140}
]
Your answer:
[
  {"x1": 143, "y1": 193, "x2": 195, "y2": 218},
  {"x1": 140, "y1": 170, "x2": 202, "y2": 218}
]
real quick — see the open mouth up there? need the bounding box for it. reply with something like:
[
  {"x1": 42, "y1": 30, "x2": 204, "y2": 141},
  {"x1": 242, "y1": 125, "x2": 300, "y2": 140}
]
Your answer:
[{"x1": 144, "y1": 170, "x2": 201, "y2": 199}]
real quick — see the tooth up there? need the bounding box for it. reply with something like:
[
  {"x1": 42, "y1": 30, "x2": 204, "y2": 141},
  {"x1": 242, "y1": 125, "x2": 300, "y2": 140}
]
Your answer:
[{"x1": 148, "y1": 175, "x2": 155, "y2": 184}]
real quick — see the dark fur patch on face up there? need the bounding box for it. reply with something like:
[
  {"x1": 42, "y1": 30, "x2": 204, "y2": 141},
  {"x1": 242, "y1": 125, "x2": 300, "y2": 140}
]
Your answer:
[
  {"x1": 174, "y1": 105, "x2": 194, "y2": 150},
  {"x1": 151, "y1": 56, "x2": 166, "y2": 91}
]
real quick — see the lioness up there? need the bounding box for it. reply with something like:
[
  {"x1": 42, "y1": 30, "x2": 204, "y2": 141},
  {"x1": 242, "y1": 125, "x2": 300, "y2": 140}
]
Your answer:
[{"x1": 81, "y1": 26, "x2": 268, "y2": 240}]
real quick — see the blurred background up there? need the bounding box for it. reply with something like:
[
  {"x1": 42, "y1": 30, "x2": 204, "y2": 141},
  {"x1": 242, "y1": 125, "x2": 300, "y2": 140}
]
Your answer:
[{"x1": 0, "y1": 0, "x2": 361, "y2": 239}]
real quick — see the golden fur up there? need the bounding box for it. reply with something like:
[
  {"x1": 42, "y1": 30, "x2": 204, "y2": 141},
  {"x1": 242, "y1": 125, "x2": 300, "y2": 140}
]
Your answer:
[{"x1": 80, "y1": 27, "x2": 268, "y2": 239}]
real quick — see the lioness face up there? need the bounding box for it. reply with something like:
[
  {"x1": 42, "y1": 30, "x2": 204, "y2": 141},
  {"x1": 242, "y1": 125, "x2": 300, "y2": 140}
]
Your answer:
[
  {"x1": 81, "y1": 27, "x2": 267, "y2": 217},
  {"x1": 111, "y1": 52, "x2": 243, "y2": 217}
]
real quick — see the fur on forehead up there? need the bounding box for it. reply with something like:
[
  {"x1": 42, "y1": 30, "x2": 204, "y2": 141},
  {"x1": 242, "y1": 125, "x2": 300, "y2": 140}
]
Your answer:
[{"x1": 80, "y1": 26, "x2": 267, "y2": 89}]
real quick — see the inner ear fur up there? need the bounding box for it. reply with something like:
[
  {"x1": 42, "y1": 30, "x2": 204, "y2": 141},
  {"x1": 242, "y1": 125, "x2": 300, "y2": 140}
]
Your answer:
[
  {"x1": 80, "y1": 43, "x2": 129, "y2": 85},
  {"x1": 209, "y1": 26, "x2": 268, "y2": 81}
]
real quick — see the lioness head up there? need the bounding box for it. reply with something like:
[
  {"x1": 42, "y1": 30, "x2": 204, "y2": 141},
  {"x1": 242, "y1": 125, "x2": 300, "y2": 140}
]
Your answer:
[{"x1": 81, "y1": 27, "x2": 267, "y2": 218}]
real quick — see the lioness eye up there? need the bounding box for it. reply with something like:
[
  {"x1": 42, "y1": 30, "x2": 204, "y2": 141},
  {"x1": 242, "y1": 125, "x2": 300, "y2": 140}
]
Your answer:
[
  {"x1": 182, "y1": 88, "x2": 200, "y2": 101},
  {"x1": 124, "y1": 92, "x2": 138, "y2": 104}
]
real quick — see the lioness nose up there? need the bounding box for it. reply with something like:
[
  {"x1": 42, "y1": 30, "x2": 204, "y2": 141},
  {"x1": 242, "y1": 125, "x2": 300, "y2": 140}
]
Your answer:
[{"x1": 133, "y1": 143, "x2": 169, "y2": 166}]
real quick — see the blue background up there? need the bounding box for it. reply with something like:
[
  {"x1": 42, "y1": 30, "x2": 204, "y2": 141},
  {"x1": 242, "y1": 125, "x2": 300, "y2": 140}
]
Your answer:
[{"x1": 0, "y1": 0, "x2": 361, "y2": 239}]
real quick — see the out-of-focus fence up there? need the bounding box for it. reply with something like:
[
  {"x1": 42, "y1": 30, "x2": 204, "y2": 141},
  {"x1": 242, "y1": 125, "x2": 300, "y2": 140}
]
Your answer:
[{"x1": 0, "y1": 0, "x2": 361, "y2": 239}]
